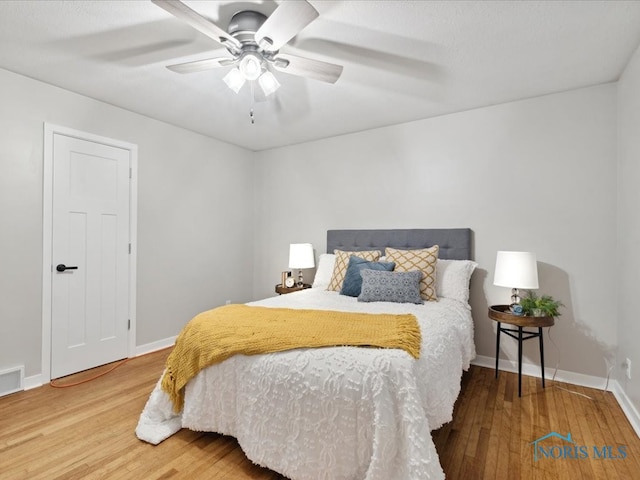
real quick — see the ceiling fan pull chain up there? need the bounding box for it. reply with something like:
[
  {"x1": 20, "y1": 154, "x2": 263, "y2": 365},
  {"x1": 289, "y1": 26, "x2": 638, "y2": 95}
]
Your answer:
[{"x1": 249, "y1": 81, "x2": 256, "y2": 124}]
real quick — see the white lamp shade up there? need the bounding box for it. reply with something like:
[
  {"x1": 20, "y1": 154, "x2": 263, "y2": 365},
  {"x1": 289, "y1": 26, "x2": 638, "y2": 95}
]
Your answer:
[
  {"x1": 288, "y1": 243, "x2": 315, "y2": 269},
  {"x1": 258, "y1": 70, "x2": 280, "y2": 96},
  {"x1": 494, "y1": 251, "x2": 539, "y2": 289},
  {"x1": 223, "y1": 68, "x2": 246, "y2": 93},
  {"x1": 239, "y1": 53, "x2": 262, "y2": 81}
]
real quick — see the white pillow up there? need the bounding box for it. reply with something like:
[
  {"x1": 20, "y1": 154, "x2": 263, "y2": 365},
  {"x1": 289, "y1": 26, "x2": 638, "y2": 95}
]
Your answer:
[
  {"x1": 312, "y1": 253, "x2": 336, "y2": 289},
  {"x1": 436, "y1": 259, "x2": 477, "y2": 303}
]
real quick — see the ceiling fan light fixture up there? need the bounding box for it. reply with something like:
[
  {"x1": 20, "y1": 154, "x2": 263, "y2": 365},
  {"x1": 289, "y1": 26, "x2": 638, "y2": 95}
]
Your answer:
[
  {"x1": 223, "y1": 67, "x2": 246, "y2": 93},
  {"x1": 258, "y1": 71, "x2": 280, "y2": 96},
  {"x1": 239, "y1": 53, "x2": 262, "y2": 81}
]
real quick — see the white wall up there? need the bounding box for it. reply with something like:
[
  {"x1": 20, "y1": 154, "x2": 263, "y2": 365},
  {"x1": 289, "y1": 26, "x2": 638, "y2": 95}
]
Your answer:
[
  {"x1": 0, "y1": 68, "x2": 254, "y2": 379},
  {"x1": 617, "y1": 44, "x2": 640, "y2": 416},
  {"x1": 0, "y1": 62, "x2": 626, "y2": 403},
  {"x1": 254, "y1": 84, "x2": 618, "y2": 379}
]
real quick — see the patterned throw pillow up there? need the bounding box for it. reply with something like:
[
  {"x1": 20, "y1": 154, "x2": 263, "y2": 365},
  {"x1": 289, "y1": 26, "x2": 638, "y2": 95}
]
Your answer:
[
  {"x1": 385, "y1": 246, "x2": 439, "y2": 301},
  {"x1": 358, "y1": 270, "x2": 424, "y2": 304},
  {"x1": 327, "y1": 249, "x2": 382, "y2": 291},
  {"x1": 340, "y1": 256, "x2": 395, "y2": 297}
]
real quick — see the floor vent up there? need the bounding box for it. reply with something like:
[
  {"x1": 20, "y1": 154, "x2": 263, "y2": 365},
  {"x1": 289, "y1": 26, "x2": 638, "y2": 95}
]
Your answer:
[{"x1": 0, "y1": 366, "x2": 24, "y2": 397}]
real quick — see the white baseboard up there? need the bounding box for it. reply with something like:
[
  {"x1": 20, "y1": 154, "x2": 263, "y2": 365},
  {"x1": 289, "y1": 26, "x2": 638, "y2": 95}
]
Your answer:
[
  {"x1": 22, "y1": 336, "x2": 176, "y2": 392},
  {"x1": 472, "y1": 354, "x2": 613, "y2": 391},
  {"x1": 24, "y1": 374, "x2": 43, "y2": 391},
  {"x1": 611, "y1": 380, "x2": 640, "y2": 438},
  {"x1": 134, "y1": 336, "x2": 176, "y2": 357}
]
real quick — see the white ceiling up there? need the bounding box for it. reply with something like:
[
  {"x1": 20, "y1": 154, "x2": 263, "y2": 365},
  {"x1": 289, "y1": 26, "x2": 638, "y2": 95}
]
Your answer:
[{"x1": 1, "y1": 0, "x2": 640, "y2": 151}]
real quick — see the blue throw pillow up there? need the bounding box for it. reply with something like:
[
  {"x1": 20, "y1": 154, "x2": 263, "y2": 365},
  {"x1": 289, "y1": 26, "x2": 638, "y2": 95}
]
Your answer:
[
  {"x1": 358, "y1": 269, "x2": 424, "y2": 304},
  {"x1": 340, "y1": 256, "x2": 395, "y2": 297}
]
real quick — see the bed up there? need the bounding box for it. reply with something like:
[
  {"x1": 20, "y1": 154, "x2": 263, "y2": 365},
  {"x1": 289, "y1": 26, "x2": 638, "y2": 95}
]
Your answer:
[{"x1": 136, "y1": 228, "x2": 476, "y2": 480}]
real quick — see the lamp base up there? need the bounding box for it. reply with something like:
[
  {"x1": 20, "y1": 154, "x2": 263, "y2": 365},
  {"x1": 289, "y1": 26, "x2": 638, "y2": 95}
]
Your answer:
[
  {"x1": 510, "y1": 287, "x2": 521, "y2": 305},
  {"x1": 509, "y1": 288, "x2": 523, "y2": 315},
  {"x1": 297, "y1": 269, "x2": 304, "y2": 287}
]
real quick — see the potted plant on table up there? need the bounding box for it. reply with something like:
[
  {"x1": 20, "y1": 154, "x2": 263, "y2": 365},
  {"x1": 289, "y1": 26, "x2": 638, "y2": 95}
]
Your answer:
[{"x1": 520, "y1": 290, "x2": 563, "y2": 317}]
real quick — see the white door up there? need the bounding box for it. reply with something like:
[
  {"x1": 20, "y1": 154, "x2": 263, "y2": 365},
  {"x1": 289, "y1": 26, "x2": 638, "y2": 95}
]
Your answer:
[{"x1": 50, "y1": 133, "x2": 131, "y2": 379}]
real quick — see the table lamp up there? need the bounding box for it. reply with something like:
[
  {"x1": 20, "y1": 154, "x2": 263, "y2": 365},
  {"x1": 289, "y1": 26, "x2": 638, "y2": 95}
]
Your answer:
[
  {"x1": 289, "y1": 243, "x2": 315, "y2": 287},
  {"x1": 493, "y1": 251, "x2": 539, "y2": 309}
]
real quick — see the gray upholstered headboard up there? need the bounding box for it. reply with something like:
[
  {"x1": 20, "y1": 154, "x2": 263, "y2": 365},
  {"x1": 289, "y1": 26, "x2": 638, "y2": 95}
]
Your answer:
[{"x1": 327, "y1": 229, "x2": 473, "y2": 260}]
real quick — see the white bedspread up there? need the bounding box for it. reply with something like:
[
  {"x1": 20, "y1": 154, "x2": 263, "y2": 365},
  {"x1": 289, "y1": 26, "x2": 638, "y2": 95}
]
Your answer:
[{"x1": 136, "y1": 289, "x2": 475, "y2": 480}]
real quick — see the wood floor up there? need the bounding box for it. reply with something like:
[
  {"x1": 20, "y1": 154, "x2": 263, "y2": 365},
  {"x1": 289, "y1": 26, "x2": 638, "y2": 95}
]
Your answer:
[
  {"x1": 432, "y1": 365, "x2": 640, "y2": 479},
  {"x1": 1, "y1": 349, "x2": 639, "y2": 479}
]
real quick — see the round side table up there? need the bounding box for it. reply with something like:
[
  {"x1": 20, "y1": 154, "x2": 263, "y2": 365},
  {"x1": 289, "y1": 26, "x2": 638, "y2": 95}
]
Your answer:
[
  {"x1": 488, "y1": 305, "x2": 554, "y2": 397},
  {"x1": 275, "y1": 283, "x2": 311, "y2": 295}
]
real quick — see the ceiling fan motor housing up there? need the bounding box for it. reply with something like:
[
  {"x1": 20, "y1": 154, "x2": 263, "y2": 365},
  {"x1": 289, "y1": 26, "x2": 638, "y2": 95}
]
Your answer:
[{"x1": 228, "y1": 11, "x2": 267, "y2": 46}]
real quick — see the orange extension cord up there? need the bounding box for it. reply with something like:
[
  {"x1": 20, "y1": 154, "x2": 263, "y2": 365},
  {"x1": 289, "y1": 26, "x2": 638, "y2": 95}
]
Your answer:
[{"x1": 49, "y1": 347, "x2": 171, "y2": 388}]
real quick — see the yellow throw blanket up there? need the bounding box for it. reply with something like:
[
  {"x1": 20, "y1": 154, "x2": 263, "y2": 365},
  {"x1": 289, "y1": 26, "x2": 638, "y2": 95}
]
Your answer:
[{"x1": 161, "y1": 304, "x2": 421, "y2": 412}]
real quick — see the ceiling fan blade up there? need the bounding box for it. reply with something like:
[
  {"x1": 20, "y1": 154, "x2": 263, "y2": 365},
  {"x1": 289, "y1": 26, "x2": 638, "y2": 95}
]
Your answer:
[
  {"x1": 255, "y1": 1, "x2": 319, "y2": 52},
  {"x1": 166, "y1": 56, "x2": 236, "y2": 74},
  {"x1": 272, "y1": 53, "x2": 343, "y2": 84},
  {"x1": 151, "y1": 0, "x2": 242, "y2": 53}
]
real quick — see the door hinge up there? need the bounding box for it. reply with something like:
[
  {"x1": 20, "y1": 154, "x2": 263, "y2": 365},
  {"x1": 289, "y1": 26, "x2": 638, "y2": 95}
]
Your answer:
[
  {"x1": 128, "y1": 319, "x2": 131, "y2": 330},
  {"x1": 128, "y1": 243, "x2": 131, "y2": 254},
  {"x1": 129, "y1": 167, "x2": 132, "y2": 179}
]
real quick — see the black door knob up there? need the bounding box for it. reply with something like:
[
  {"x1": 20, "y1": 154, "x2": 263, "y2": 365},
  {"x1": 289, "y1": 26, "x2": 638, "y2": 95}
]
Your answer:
[{"x1": 56, "y1": 264, "x2": 78, "y2": 272}]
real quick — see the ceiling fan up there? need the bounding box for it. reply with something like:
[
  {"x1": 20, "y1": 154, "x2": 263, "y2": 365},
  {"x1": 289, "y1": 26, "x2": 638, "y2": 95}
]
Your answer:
[{"x1": 151, "y1": 0, "x2": 344, "y2": 100}]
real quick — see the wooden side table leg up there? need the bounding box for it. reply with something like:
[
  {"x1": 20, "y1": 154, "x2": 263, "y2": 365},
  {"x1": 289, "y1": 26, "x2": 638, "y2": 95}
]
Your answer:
[
  {"x1": 539, "y1": 326, "x2": 545, "y2": 388},
  {"x1": 495, "y1": 322, "x2": 501, "y2": 378},
  {"x1": 518, "y1": 326, "x2": 523, "y2": 397}
]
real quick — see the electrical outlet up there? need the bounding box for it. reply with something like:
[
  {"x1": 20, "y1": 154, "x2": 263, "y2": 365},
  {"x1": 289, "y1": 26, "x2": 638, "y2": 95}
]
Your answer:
[
  {"x1": 225, "y1": 299, "x2": 231, "y2": 305},
  {"x1": 626, "y1": 358, "x2": 632, "y2": 380}
]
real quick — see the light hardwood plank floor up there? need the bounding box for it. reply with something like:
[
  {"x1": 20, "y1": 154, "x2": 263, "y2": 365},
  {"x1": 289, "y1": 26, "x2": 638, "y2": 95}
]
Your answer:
[
  {"x1": 433, "y1": 364, "x2": 640, "y2": 479},
  {"x1": 1, "y1": 349, "x2": 638, "y2": 479}
]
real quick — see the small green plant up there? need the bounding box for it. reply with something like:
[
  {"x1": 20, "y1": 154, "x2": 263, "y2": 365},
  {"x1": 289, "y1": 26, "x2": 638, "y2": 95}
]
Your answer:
[{"x1": 520, "y1": 290, "x2": 564, "y2": 317}]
